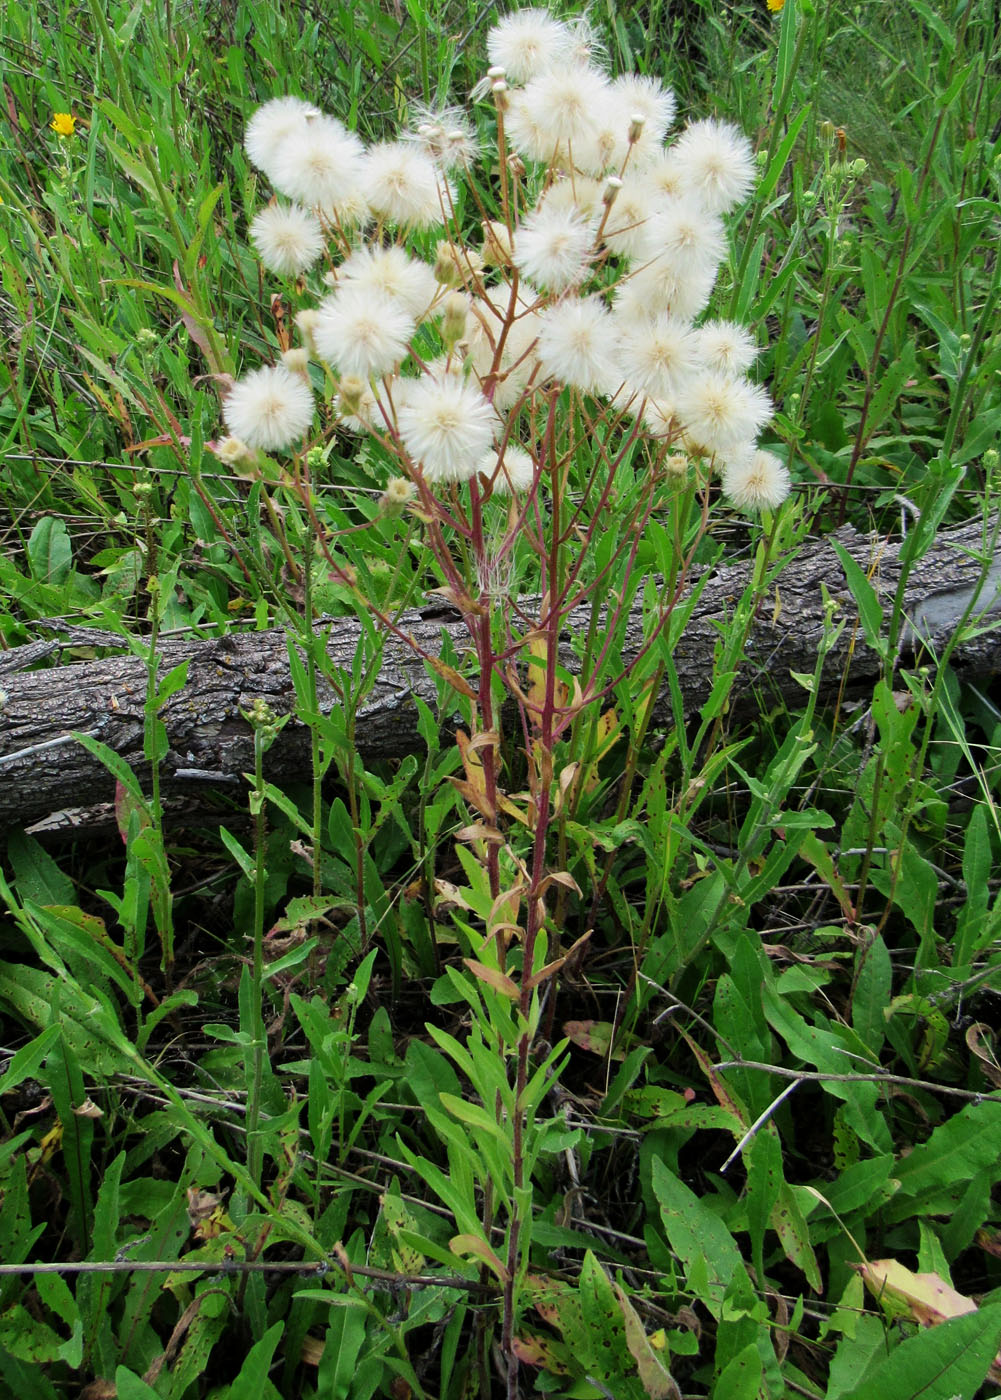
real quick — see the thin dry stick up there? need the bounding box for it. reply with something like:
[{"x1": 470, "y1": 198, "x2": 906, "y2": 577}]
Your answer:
[
  {"x1": 719, "y1": 1078, "x2": 804, "y2": 1174},
  {"x1": 0, "y1": 1258, "x2": 492, "y2": 1291},
  {"x1": 713, "y1": 1060, "x2": 1001, "y2": 1103}
]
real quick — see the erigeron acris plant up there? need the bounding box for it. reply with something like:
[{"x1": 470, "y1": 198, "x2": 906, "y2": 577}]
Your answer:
[{"x1": 219, "y1": 9, "x2": 792, "y2": 1387}]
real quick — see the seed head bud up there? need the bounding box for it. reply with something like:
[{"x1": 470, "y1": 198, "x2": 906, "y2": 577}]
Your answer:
[
  {"x1": 487, "y1": 64, "x2": 506, "y2": 80},
  {"x1": 337, "y1": 375, "x2": 366, "y2": 416},
  {"x1": 442, "y1": 292, "x2": 469, "y2": 348},
  {"x1": 434, "y1": 239, "x2": 482, "y2": 286},
  {"x1": 380, "y1": 477, "x2": 417, "y2": 517},
  {"x1": 295, "y1": 308, "x2": 320, "y2": 354},
  {"x1": 214, "y1": 435, "x2": 255, "y2": 466},
  {"x1": 506, "y1": 152, "x2": 526, "y2": 181},
  {"x1": 282, "y1": 347, "x2": 310, "y2": 376},
  {"x1": 819, "y1": 119, "x2": 836, "y2": 145},
  {"x1": 492, "y1": 79, "x2": 509, "y2": 113},
  {"x1": 481, "y1": 219, "x2": 513, "y2": 266},
  {"x1": 602, "y1": 175, "x2": 623, "y2": 207},
  {"x1": 628, "y1": 112, "x2": 646, "y2": 145}
]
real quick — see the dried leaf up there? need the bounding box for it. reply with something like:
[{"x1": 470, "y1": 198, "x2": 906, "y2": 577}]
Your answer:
[
  {"x1": 563, "y1": 1020, "x2": 627, "y2": 1061},
  {"x1": 856, "y1": 1259, "x2": 978, "y2": 1326},
  {"x1": 965, "y1": 1023, "x2": 1001, "y2": 1087},
  {"x1": 613, "y1": 1281, "x2": 683, "y2": 1399},
  {"x1": 463, "y1": 959, "x2": 520, "y2": 1000}
]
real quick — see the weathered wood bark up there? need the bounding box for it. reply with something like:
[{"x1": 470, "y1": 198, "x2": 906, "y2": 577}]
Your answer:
[{"x1": 2, "y1": 517, "x2": 999, "y2": 831}]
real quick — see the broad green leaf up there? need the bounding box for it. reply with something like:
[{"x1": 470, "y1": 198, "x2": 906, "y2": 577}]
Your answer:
[
  {"x1": 848, "y1": 1303, "x2": 1001, "y2": 1400},
  {"x1": 714, "y1": 1341, "x2": 762, "y2": 1400},
  {"x1": 211, "y1": 1321, "x2": 283, "y2": 1399},
  {"x1": 651, "y1": 1160, "x2": 742, "y2": 1319},
  {"x1": 6, "y1": 831, "x2": 76, "y2": 906},
  {"x1": 27, "y1": 517, "x2": 72, "y2": 586},
  {"x1": 114, "y1": 1370, "x2": 161, "y2": 1400},
  {"x1": 888, "y1": 1100, "x2": 1001, "y2": 1213}
]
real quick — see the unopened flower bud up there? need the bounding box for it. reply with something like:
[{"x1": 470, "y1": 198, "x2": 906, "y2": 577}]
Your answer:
[
  {"x1": 434, "y1": 239, "x2": 479, "y2": 286},
  {"x1": 337, "y1": 375, "x2": 366, "y2": 416},
  {"x1": 296, "y1": 309, "x2": 320, "y2": 354},
  {"x1": 442, "y1": 292, "x2": 469, "y2": 349},
  {"x1": 984, "y1": 449, "x2": 999, "y2": 475},
  {"x1": 282, "y1": 347, "x2": 310, "y2": 377},
  {"x1": 380, "y1": 477, "x2": 416, "y2": 517},
  {"x1": 850, "y1": 158, "x2": 868, "y2": 177},
  {"x1": 819, "y1": 119, "x2": 836, "y2": 145},
  {"x1": 481, "y1": 219, "x2": 513, "y2": 267},
  {"x1": 214, "y1": 435, "x2": 255, "y2": 466}
]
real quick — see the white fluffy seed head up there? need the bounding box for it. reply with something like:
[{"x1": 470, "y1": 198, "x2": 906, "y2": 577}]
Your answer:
[
  {"x1": 313, "y1": 288, "x2": 414, "y2": 378},
  {"x1": 336, "y1": 245, "x2": 438, "y2": 319},
  {"x1": 269, "y1": 114, "x2": 366, "y2": 211},
  {"x1": 249, "y1": 203, "x2": 325, "y2": 276},
  {"x1": 601, "y1": 176, "x2": 657, "y2": 258},
  {"x1": 611, "y1": 74, "x2": 676, "y2": 155},
  {"x1": 676, "y1": 373, "x2": 773, "y2": 457},
  {"x1": 722, "y1": 449, "x2": 791, "y2": 511},
  {"x1": 506, "y1": 65, "x2": 610, "y2": 165},
  {"x1": 615, "y1": 314, "x2": 698, "y2": 401},
  {"x1": 536, "y1": 297, "x2": 618, "y2": 395},
  {"x1": 480, "y1": 444, "x2": 537, "y2": 495},
  {"x1": 513, "y1": 203, "x2": 594, "y2": 291},
  {"x1": 641, "y1": 195, "x2": 727, "y2": 282},
  {"x1": 537, "y1": 175, "x2": 605, "y2": 224},
  {"x1": 617, "y1": 259, "x2": 718, "y2": 323},
  {"x1": 406, "y1": 104, "x2": 479, "y2": 169},
  {"x1": 222, "y1": 364, "x2": 315, "y2": 451},
  {"x1": 245, "y1": 97, "x2": 320, "y2": 181},
  {"x1": 669, "y1": 118, "x2": 757, "y2": 214},
  {"x1": 396, "y1": 374, "x2": 496, "y2": 482},
  {"x1": 486, "y1": 9, "x2": 572, "y2": 83},
  {"x1": 362, "y1": 142, "x2": 453, "y2": 228},
  {"x1": 696, "y1": 321, "x2": 759, "y2": 375}
]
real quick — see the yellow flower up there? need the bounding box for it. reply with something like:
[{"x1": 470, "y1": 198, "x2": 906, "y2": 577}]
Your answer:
[
  {"x1": 50, "y1": 112, "x2": 76, "y2": 137},
  {"x1": 767, "y1": 0, "x2": 785, "y2": 10}
]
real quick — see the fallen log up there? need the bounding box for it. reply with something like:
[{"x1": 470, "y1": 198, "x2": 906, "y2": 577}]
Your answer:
[{"x1": 1, "y1": 516, "x2": 999, "y2": 832}]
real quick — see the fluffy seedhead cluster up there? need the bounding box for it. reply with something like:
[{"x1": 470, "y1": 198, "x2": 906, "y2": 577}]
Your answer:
[{"x1": 222, "y1": 7, "x2": 791, "y2": 513}]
